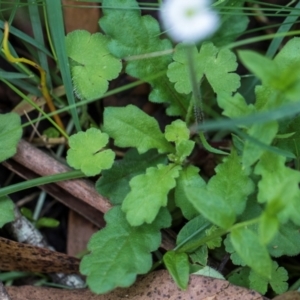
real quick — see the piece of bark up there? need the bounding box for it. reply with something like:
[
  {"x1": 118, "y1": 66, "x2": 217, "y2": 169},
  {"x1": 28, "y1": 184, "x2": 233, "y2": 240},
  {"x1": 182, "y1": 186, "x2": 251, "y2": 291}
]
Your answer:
[
  {"x1": 11, "y1": 139, "x2": 112, "y2": 216},
  {"x1": 6, "y1": 270, "x2": 268, "y2": 300},
  {"x1": 3, "y1": 159, "x2": 105, "y2": 228},
  {"x1": 0, "y1": 236, "x2": 79, "y2": 274},
  {"x1": 3, "y1": 207, "x2": 83, "y2": 287}
]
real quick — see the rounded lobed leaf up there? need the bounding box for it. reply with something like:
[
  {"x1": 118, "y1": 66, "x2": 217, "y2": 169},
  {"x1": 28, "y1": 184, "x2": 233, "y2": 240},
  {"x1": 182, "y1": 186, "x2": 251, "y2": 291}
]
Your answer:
[
  {"x1": 67, "y1": 128, "x2": 115, "y2": 176},
  {"x1": 66, "y1": 30, "x2": 122, "y2": 100},
  {"x1": 0, "y1": 113, "x2": 22, "y2": 163},
  {"x1": 80, "y1": 206, "x2": 171, "y2": 294},
  {"x1": 100, "y1": 0, "x2": 190, "y2": 116},
  {"x1": 165, "y1": 119, "x2": 190, "y2": 143},
  {"x1": 167, "y1": 42, "x2": 240, "y2": 97}
]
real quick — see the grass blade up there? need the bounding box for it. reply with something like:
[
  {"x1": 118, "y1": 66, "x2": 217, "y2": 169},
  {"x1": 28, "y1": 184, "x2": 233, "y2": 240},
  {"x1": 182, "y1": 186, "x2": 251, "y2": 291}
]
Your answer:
[
  {"x1": 44, "y1": 0, "x2": 81, "y2": 131},
  {"x1": 27, "y1": 0, "x2": 52, "y2": 88},
  {"x1": 0, "y1": 20, "x2": 52, "y2": 57}
]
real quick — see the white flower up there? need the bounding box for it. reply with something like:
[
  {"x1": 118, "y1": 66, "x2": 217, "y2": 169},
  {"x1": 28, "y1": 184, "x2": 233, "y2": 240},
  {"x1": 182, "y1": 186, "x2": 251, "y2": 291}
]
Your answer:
[{"x1": 160, "y1": 0, "x2": 220, "y2": 43}]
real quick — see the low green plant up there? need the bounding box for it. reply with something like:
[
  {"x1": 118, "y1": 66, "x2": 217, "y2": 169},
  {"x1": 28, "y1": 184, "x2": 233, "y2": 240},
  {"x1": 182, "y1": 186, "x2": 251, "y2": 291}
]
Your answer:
[{"x1": 1, "y1": 0, "x2": 300, "y2": 297}]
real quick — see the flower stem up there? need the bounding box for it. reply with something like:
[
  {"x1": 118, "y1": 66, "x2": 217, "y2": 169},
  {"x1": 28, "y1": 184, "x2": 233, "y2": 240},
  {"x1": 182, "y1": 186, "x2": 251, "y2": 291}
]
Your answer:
[
  {"x1": 186, "y1": 44, "x2": 228, "y2": 155},
  {"x1": 186, "y1": 44, "x2": 204, "y2": 125}
]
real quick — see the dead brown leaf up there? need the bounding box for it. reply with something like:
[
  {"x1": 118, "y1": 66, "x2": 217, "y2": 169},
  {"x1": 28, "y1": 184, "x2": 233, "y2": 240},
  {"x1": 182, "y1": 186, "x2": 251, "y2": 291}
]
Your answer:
[
  {"x1": 0, "y1": 237, "x2": 79, "y2": 274},
  {"x1": 6, "y1": 270, "x2": 268, "y2": 300}
]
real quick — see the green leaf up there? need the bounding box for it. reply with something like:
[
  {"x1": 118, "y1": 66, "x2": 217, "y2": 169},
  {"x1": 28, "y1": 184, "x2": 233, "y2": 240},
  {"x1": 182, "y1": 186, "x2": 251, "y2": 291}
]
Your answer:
[
  {"x1": 274, "y1": 37, "x2": 300, "y2": 70},
  {"x1": 122, "y1": 164, "x2": 181, "y2": 226},
  {"x1": 239, "y1": 51, "x2": 278, "y2": 88},
  {"x1": 228, "y1": 267, "x2": 250, "y2": 289},
  {"x1": 205, "y1": 226, "x2": 222, "y2": 249},
  {"x1": 176, "y1": 152, "x2": 248, "y2": 228},
  {"x1": 224, "y1": 197, "x2": 263, "y2": 267},
  {"x1": 217, "y1": 92, "x2": 255, "y2": 121},
  {"x1": 175, "y1": 165, "x2": 205, "y2": 220},
  {"x1": 249, "y1": 261, "x2": 288, "y2": 295},
  {"x1": 255, "y1": 151, "x2": 300, "y2": 222},
  {"x1": 0, "y1": 195, "x2": 15, "y2": 228},
  {"x1": 267, "y1": 222, "x2": 300, "y2": 257},
  {"x1": 167, "y1": 43, "x2": 240, "y2": 97},
  {"x1": 276, "y1": 115, "x2": 300, "y2": 159},
  {"x1": 96, "y1": 149, "x2": 167, "y2": 205},
  {"x1": 66, "y1": 128, "x2": 115, "y2": 176},
  {"x1": 177, "y1": 215, "x2": 211, "y2": 253},
  {"x1": 100, "y1": 0, "x2": 190, "y2": 116},
  {"x1": 0, "y1": 113, "x2": 22, "y2": 163},
  {"x1": 254, "y1": 85, "x2": 281, "y2": 112},
  {"x1": 190, "y1": 246, "x2": 208, "y2": 266},
  {"x1": 242, "y1": 121, "x2": 278, "y2": 168},
  {"x1": 239, "y1": 46, "x2": 300, "y2": 100},
  {"x1": 103, "y1": 105, "x2": 174, "y2": 154},
  {"x1": 224, "y1": 234, "x2": 246, "y2": 266},
  {"x1": 230, "y1": 227, "x2": 272, "y2": 278},
  {"x1": 288, "y1": 192, "x2": 300, "y2": 226},
  {"x1": 208, "y1": 150, "x2": 254, "y2": 216},
  {"x1": 255, "y1": 152, "x2": 300, "y2": 204},
  {"x1": 193, "y1": 266, "x2": 225, "y2": 280},
  {"x1": 35, "y1": 217, "x2": 59, "y2": 229},
  {"x1": 164, "y1": 119, "x2": 195, "y2": 163},
  {"x1": 258, "y1": 212, "x2": 279, "y2": 245},
  {"x1": 165, "y1": 119, "x2": 190, "y2": 143},
  {"x1": 169, "y1": 140, "x2": 195, "y2": 164},
  {"x1": 66, "y1": 30, "x2": 122, "y2": 100},
  {"x1": 226, "y1": 209, "x2": 300, "y2": 265},
  {"x1": 43, "y1": 127, "x2": 59, "y2": 138},
  {"x1": 273, "y1": 38, "x2": 300, "y2": 100},
  {"x1": 187, "y1": 188, "x2": 235, "y2": 229},
  {"x1": 20, "y1": 207, "x2": 33, "y2": 220},
  {"x1": 210, "y1": 4, "x2": 249, "y2": 47},
  {"x1": 163, "y1": 251, "x2": 189, "y2": 290},
  {"x1": 80, "y1": 206, "x2": 171, "y2": 294}
]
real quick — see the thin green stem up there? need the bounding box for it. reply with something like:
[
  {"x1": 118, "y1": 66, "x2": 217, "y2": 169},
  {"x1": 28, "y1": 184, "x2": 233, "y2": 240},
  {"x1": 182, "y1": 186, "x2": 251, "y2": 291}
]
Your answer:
[
  {"x1": 229, "y1": 218, "x2": 260, "y2": 231},
  {"x1": 186, "y1": 45, "x2": 228, "y2": 155},
  {"x1": 186, "y1": 44, "x2": 204, "y2": 125},
  {"x1": 225, "y1": 30, "x2": 300, "y2": 50}
]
